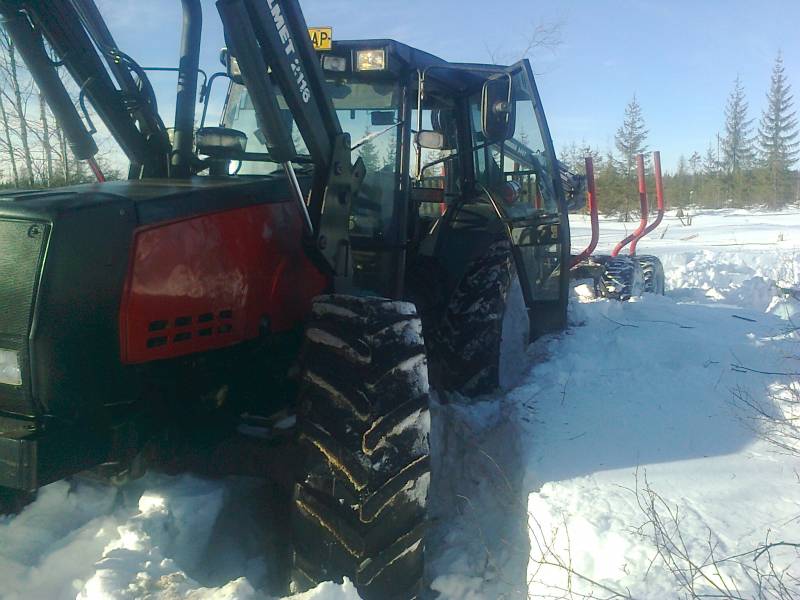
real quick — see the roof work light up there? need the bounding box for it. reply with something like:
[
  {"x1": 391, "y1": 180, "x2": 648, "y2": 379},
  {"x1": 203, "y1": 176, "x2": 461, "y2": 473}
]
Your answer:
[{"x1": 355, "y1": 49, "x2": 386, "y2": 71}]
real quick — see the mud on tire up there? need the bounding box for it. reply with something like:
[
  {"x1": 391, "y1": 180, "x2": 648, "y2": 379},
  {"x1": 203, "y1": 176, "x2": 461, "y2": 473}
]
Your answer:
[
  {"x1": 597, "y1": 256, "x2": 645, "y2": 301},
  {"x1": 433, "y1": 240, "x2": 528, "y2": 396},
  {"x1": 291, "y1": 295, "x2": 430, "y2": 600},
  {"x1": 635, "y1": 254, "x2": 665, "y2": 295}
]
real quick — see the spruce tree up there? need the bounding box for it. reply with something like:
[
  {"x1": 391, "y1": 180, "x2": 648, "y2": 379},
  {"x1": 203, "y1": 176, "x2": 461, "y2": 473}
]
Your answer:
[
  {"x1": 757, "y1": 52, "x2": 799, "y2": 208},
  {"x1": 356, "y1": 127, "x2": 382, "y2": 173},
  {"x1": 674, "y1": 155, "x2": 691, "y2": 207},
  {"x1": 722, "y1": 76, "x2": 755, "y2": 204},
  {"x1": 702, "y1": 138, "x2": 723, "y2": 207},
  {"x1": 614, "y1": 95, "x2": 649, "y2": 178},
  {"x1": 613, "y1": 95, "x2": 648, "y2": 219},
  {"x1": 559, "y1": 141, "x2": 602, "y2": 174},
  {"x1": 688, "y1": 151, "x2": 702, "y2": 175}
]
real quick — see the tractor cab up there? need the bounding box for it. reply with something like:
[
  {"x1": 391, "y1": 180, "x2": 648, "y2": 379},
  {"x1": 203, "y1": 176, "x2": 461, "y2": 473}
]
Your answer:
[{"x1": 215, "y1": 37, "x2": 569, "y2": 334}]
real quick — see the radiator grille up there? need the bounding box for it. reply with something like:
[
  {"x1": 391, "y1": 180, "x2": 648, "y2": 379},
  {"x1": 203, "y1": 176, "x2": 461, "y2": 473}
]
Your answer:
[{"x1": 0, "y1": 220, "x2": 47, "y2": 339}]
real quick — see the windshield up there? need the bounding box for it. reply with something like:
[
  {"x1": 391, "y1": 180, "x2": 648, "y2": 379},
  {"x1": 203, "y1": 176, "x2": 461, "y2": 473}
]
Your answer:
[
  {"x1": 223, "y1": 79, "x2": 402, "y2": 240},
  {"x1": 223, "y1": 79, "x2": 400, "y2": 175}
]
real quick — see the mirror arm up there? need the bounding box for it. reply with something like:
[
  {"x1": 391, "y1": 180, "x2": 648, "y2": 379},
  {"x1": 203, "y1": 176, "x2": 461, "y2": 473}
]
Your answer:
[{"x1": 200, "y1": 71, "x2": 230, "y2": 128}]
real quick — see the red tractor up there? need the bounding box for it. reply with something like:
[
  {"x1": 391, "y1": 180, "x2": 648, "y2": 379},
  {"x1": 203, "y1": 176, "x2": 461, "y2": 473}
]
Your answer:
[{"x1": 0, "y1": 0, "x2": 575, "y2": 597}]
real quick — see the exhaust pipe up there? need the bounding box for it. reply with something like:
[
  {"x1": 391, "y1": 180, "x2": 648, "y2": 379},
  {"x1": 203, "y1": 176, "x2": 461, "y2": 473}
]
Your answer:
[{"x1": 171, "y1": 0, "x2": 202, "y2": 177}]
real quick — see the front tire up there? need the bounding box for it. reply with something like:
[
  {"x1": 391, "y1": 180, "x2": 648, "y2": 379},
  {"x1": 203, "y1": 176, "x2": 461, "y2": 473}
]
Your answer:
[
  {"x1": 434, "y1": 241, "x2": 530, "y2": 396},
  {"x1": 291, "y1": 295, "x2": 430, "y2": 600}
]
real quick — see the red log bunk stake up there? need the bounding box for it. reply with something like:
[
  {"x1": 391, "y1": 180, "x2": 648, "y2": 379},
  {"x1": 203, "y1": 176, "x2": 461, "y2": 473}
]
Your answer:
[
  {"x1": 611, "y1": 153, "x2": 648, "y2": 257},
  {"x1": 570, "y1": 156, "x2": 599, "y2": 268},
  {"x1": 630, "y1": 150, "x2": 665, "y2": 254}
]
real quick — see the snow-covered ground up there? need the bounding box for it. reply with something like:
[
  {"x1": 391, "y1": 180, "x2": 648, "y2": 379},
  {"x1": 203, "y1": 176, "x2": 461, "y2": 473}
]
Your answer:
[{"x1": 2, "y1": 208, "x2": 799, "y2": 600}]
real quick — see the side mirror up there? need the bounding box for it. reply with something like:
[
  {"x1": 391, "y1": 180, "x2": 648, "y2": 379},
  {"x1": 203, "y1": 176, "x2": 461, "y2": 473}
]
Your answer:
[
  {"x1": 415, "y1": 130, "x2": 445, "y2": 150},
  {"x1": 481, "y1": 75, "x2": 515, "y2": 143},
  {"x1": 219, "y1": 47, "x2": 244, "y2": 84}
]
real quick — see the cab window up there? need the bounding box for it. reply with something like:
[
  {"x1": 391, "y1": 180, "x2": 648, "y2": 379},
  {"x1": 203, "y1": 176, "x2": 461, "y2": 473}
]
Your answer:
[{"x1": 469, "y1": 70, "x2": 558, "y2": 217}]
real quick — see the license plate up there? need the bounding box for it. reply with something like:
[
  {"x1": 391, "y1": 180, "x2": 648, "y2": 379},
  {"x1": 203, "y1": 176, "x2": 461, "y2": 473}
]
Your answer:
[{"x1": 308, "y1": 27, "x2": 333, "y2": 51}]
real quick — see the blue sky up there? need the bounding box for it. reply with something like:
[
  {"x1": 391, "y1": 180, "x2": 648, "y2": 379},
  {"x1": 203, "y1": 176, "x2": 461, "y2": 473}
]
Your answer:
[{"x1": 96, "y1": 0, "x2": 800, "y2": 171}]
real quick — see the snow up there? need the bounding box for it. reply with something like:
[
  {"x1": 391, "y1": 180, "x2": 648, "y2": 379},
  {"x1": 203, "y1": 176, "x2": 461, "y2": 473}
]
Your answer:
[
  {"x1": 431, "y1": 208, "x2": 800, "y2": 598},
  {"x1": 2, "y1": 208, "x2": 799, "y2": 599},
  {"x1": 524, "y1": 208, "x2": 799, "y2": 598}
]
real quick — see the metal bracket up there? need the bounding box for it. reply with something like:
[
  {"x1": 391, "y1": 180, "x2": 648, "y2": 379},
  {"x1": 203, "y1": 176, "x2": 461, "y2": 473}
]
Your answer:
[{"x1": 317, "y1": 132, "x2": 366, "y2": 293}]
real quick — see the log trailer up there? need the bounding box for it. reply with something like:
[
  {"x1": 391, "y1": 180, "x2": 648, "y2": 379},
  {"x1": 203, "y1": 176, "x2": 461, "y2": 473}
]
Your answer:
[
  {"x1": 571, "y1": 152, "x2": 667, "y2": 300},
  {"x1": 0, "y1": 0, "x2": 574, "y2": 597}
]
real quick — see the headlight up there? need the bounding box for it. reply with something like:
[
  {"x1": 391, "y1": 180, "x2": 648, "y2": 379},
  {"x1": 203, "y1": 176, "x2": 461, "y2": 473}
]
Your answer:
[
  {"x1": 322, "y1": 55, "x2": 346, "y2": 72},
  {"x1": 0, "y1": 348, "x2": 21, "y2": 386},
  {"x1": 355, "y1": 49, "x2": 385, "y2": 71}
]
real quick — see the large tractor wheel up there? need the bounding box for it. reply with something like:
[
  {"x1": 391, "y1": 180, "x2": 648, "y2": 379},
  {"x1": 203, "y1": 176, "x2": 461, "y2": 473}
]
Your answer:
[
  {"x1": 291, "y1": 295, "x2": 430, "y2": 600},
  {"x1": 597, "y1": 256, "x2": 645, "y2": 301},
  {"x1": 635, "y1": 254, "x2": 666, "y2": 295},
  {"x1": 434, "y1": 240, "x2": 530, "y2": 396}
]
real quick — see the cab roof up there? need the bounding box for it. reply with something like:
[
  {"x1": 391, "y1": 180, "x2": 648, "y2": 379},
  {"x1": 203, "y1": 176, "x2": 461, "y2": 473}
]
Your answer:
[{"x1": 330, "y1": 38, "x2": 511, "y2": 92}]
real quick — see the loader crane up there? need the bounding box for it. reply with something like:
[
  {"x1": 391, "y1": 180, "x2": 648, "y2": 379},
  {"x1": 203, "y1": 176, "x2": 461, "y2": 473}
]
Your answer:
[{"x1": 0, "y1": 0, "x2": 572, "y2": 596}]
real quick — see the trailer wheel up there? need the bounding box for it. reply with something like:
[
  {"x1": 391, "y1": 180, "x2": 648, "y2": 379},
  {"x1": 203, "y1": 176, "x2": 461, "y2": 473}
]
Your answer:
[
  {"x1": 291, "y1": 295, "x2": 430, "y2": 600},
  {"x1": 635, "y1": 255, "x2": 665, "y2": 295},
  {"x1": 597, "y1": 256, "x2": 645, "y2": 301},
  {"x1": 434, "y1": 240, "x2": 530, "y2": 396}
]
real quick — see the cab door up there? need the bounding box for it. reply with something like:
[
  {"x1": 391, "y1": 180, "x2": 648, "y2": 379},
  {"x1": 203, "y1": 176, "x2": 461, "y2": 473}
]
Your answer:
[{"x1": 469, "y1": 60, "x2": 571, "y2": 337}]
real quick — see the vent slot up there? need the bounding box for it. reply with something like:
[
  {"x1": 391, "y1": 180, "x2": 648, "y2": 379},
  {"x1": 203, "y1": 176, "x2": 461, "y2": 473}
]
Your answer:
[
  {"x1": 144, "y1": 308, "x2": 237, "y2": 350},
  {"x1": 146, "y1": 336, "x2": 167, "y2": 348},
  {"x1": 148, "y1": 320, "x2": 167, "y2": 332}
]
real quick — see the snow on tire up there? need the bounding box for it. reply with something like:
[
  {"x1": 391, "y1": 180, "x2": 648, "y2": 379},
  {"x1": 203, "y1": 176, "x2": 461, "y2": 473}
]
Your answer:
[
  {"x1": 597, "y1": 256, "x2": 645, "y2": 301},
  {"x1": 291, "y1": 295, "x2": 430, "y2": 600},
  {"x1": 434, "y1": 240, "x2": 530, "y2": 397},
  {"x1": 635, "y1": 254, "x2": 665, "y2": 295}
]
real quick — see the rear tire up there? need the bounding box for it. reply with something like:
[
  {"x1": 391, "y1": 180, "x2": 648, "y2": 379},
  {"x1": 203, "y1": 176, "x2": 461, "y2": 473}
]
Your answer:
[
  {"x1": 434, "y1": 240, "x2": 529, "y2": 396},
  {"x1": 597, "y1": 256, "x2": 644, "y2": 301},
  {"x1": 291, "y1": 295, "x2": 430, "y2": 600},
  {"x1": 635, "y1": 255, "x2": 665, "y2": 294}
]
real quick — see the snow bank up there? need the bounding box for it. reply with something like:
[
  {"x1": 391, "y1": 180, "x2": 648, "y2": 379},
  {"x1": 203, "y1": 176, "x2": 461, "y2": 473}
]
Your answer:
[{"x1": 517, "y1": 208, "x2": 800, "y2": 598}]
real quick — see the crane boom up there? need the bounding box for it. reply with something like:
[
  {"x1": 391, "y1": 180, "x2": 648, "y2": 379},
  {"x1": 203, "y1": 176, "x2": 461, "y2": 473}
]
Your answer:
[{"x1": 217, "y1": 0, "x2": 364, "y2": 284}]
